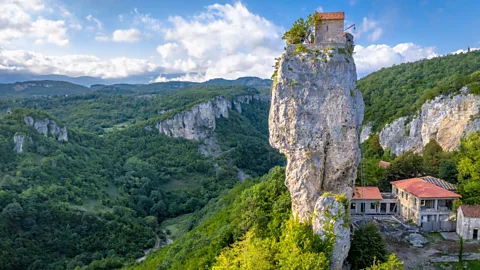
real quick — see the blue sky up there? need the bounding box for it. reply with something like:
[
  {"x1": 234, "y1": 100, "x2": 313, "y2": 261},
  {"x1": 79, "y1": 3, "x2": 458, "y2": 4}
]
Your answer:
[{"x1": 0, "y1": 0, "x2": 478, "y2": 82}]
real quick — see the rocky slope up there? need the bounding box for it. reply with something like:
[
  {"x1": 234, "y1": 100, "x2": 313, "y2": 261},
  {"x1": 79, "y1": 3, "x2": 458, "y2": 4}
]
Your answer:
[
  {"x1": 373, "y1": 87, "x2": 480, "y2": 156},
  {"x1": 24, "y1": 116, "x2": 68, "y2": 141},
  {"x1": 151, "y1": 94, "x2": 261, "y2": 156},
  {"x1": 269, "y1": 36, "x2": 364, "y2": 268}
]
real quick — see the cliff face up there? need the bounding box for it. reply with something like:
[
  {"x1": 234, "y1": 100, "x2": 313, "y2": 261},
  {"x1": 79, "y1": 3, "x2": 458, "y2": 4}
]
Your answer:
[
  {"x1": 154, "y1": 95, "x2": 260, "y2": 140},
  {"x1": 379, "y1": 87, "x2": 480, "y2": 156},
  {"x1": 13, "y1": 133, "x2": 25, "y2": 153},
  {"x1": 269, "y1": 39, "x2": 364, "y2": 269},
  {"x1": 269, "y1": 43, "x2": 364, "y2": 221},
  {"x1": 24, "y1": 116, "x2": 68, "y2": 142},
  {"x1": 152, "y1": 94, "x2": 260, "y2": 157}
]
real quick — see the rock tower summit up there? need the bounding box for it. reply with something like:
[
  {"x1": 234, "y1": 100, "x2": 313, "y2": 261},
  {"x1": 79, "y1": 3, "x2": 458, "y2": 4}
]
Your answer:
[
  {"x1": 314, "y1": 12, "x2": 346, "y2": 44},
  {"x1": 269, "y1": 11, "x2": 364, "y2": 270}
]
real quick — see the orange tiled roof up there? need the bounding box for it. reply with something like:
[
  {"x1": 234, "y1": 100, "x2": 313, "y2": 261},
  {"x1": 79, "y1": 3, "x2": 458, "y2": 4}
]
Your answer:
[
  {"x1": 378, "y1": 160, "x2": 391, "y2": 169},
  {"x1": 460, "y1": 205, "x2": 480, "y2": 218},
  {"x1": 352, "y1": 186, "x2": 383, "y2": 200},
  {"x1": 391, "y1": 178, "x2": 461, "y2": 198},
  {"x1": 315, "y1": 12, "x2": 344, "y2": 21}
]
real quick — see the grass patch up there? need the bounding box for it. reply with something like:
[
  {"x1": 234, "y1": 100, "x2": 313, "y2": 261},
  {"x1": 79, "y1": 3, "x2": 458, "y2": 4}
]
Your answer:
[
  {"x1": 425, "y1": 232, "x2": 445, "y2": 244},
  {"x1": 160, "y1": 213, "x2": 195, "y2": 241}
]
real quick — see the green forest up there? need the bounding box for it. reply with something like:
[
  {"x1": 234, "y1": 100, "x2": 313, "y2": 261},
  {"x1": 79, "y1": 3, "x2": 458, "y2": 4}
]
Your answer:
[
  {"x1": 0, "y1": 84, "x2": 283, "y2": 269},
  {"x1": 358, "y1": 50, "x2": 480, "y2": 131},
  {"x1": 1, "y1": 49, "x2": 480, "y2": 270}
]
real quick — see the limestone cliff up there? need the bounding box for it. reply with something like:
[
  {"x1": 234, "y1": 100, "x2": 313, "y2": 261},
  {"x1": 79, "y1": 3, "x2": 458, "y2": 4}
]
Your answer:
[
  {"x1": 13, "y1": 133, "x2": 25, "y2": 153},
  {"x1": 269, "y1": 42, "x2": 364, "y2": 221},
  {"x1": 379, "y1": 87, "x2": 480, "y2": 156},
  {"x1": 269, "y1": 36, "x2": 363, "y2": 269},
  {"x1": 152, "y1": 94, "x2": 260, "y2": 157},
  {"x1": 24, "y1": 116, "x2": 68, "y2": 142}
]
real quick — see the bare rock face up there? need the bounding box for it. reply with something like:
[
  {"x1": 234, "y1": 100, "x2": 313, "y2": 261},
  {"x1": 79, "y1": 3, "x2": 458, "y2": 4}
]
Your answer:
[
  {"x1": 155, "y1": 96, "x2": 231, "y2": 141},
  {"x1": 13, "y1": 133, "x2": 25, "y2": 153},
  {"x1": 379, "y1": 87, "x2": 480, "y2": 156},
  {"x1": 24, "y1": 116, "x2": 68, "y2": 142},
  {"x1": 360, "y1": 122, "x2": 372, "y2": 143},
  {"x1": 312, "y1": 195, "x2": 350, "y2": 270},
  {"x1": 269, "y1": 43, "x2": 364, "y2": 221},
  {"x1": 269, "y1": 38, "x2": 363, "y2": 269},
  {"x1": 152, "y1": 94, "x2": 261, "y2": 159}
]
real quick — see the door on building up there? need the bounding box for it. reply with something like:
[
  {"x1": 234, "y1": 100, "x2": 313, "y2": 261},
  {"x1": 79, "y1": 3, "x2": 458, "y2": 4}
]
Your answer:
[
  {"x1": 474, "y1": 229, "x2": 478, "y2": 240},
  {"x1": 380, "y1": 203, "x2": 387, "y2": 213},
  {"x1": 360, "y1": 203, "x2": 365, "y2": 213}
]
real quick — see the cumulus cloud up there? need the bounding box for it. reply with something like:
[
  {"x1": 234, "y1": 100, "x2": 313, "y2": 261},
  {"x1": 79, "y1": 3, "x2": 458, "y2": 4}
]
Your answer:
[
  {"x1": 112, "y1": 28, "x2": 141, "y2": 43},
  {"x1": 0, "y1": 47, "x2": 158, "y2": 79},
  {"x1": 153, "y1": 2, "x2": 284, "y2": 82},
  {"x1": 354, "y1": 17, "x2": 383, "y2": 42},
  {"x1": 451, "y1": 48, "x2": 480, "y2": 54},
  {"x1": 0, "y1": 0, "x2": 69, "y2": 46},
  {"x1": 354, "y1": 43, "x2": 438, "y2": 76}
]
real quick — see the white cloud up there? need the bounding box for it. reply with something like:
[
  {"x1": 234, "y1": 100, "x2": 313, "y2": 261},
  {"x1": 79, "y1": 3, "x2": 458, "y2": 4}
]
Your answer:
[
  {"x1": 31, "y1": 18, "x2": 69, "y2": 46},
  {"x1": 153, "y1": 73, "x2": 206, "y2": 83},
  {"x1": 154, "y1": 2, "x2": 283, "y2": 81},
  {"x1": 0, "y1": 47, "x2": 158, "y2": 79},
  {"x1": 86, "y1": 14, "x2": 103, "y2": 30},
  {"x1": 112, "y1": 28, "x2": 141, "y2": 43},
  {"x1": 316, "y1": 6, "x2": 324, "y2": 13},
  {"x1": 354, "y1": 17, "x2": 383, "y2": 42},
  {"x1": 0, "y1": 0, "x2": 69, "y2": 46},
  {"x1": 133, "y1": 8, "x2": 161, "y2": 31},
  {"x1": 354, "y1": 43, "x2": 438, "y2": 76},
  {"x1": 451, "y1": 47, "x2": 480, "y2": 55}
]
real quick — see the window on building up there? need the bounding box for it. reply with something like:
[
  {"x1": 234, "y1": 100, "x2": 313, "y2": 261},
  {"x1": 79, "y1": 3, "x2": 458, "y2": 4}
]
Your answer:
[
  {"x1": 414, "y1": 198, "x2": 417, "y2": 206},
  {"x1": 370, "y1": 203, "x2": 376, "y2": 210},
  {"x1": 406, "y1": 193, "x2": 409, "y2": 200},
  {"x1": 351, "y1": 203, "x2": 356, "y2": 210},
  {"x1": 401, "y1": 192, "x2": 404, "y2": 198},
  {"x1": 421, "y1": 200, "x2": 426, "y2": 206}
]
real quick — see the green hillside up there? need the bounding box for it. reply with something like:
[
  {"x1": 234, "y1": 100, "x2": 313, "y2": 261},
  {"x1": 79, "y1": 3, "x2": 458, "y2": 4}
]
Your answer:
[
  {"x1": 357, "y1": 50, "x2": 480, "y2": 131},
  {"x1": 0, "y1": 80, "x2": 92, "y2": 97},
  {"x1": 0, "y1": 83, "x2": 284, "y2": 269}
]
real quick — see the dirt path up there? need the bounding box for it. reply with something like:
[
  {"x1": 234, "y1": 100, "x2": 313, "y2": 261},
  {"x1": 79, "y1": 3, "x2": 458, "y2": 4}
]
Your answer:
[{"x1": 135, "y1": 235, "x2": 172, "y2": 263}]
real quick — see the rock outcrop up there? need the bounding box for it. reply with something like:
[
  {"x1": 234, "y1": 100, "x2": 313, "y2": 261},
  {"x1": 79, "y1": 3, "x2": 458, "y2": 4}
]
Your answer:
[
  {"x1": 360, "y1": 123, "x2": 372, "y2": 143},
  {"x1": 312, "y1": 195, "x2": 350, "y2": 270},
  {"x1": 269, "y1": 34, "x2": 363, "y2": 269},
  {"x1": 24, "y1": 116, "x2": 68, "y2": 142},
  {"x1": 379, "y1": 87, "x2": 480, "y2": 156},
  {"x1": 269, "y1": 42, "x2": 363, "y2": 221},
  {"x1": 13, "y1": 133, "x2": 25, "y2": 153},
  {"x1": 152, "y1": 94, "x2": 260, "y2": 157}
]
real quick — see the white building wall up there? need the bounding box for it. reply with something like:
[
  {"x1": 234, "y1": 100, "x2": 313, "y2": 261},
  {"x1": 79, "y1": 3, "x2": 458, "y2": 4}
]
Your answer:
[{"x1": 457, "y1": 207, "x2": 480, "y2": 240}]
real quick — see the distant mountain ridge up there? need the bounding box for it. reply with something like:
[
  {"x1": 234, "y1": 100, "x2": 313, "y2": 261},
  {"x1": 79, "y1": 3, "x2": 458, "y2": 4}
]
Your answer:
[{"x1": 0, "y1": 76, "x2": 273, "y2": 97}]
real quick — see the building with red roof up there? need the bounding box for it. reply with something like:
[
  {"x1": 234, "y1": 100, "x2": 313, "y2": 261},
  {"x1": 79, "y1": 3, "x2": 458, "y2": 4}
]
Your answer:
[
  {"x1": 314, "y1": 12, "x2": 345, "y2": 44},
  {"x1": 351, "y1": 186, "x2": 398, "y2": 215},
  {"x1": 391, "y1": 178, "x2": 460, "y2": 229},
  {"x1": 457, "y1": 205, "x2": 480, "y2": 240}
]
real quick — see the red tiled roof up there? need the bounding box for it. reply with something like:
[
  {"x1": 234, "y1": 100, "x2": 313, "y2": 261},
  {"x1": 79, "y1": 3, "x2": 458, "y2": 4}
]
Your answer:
[
  {"x1": 460, "y1": 205, "x2": 480, "y2": 218},
  {"x1": 352, "y1": 186, "x2": 383, "y2": 200},
  {"x1": 391, "y1": 178, "x2": 461, "y2": 198},
  {"x1": 315, "y1": 12, "x2": 345, "y2": 21},
  {"x1": 378, "y1": 160, "x2": 391, "y2": 169}
]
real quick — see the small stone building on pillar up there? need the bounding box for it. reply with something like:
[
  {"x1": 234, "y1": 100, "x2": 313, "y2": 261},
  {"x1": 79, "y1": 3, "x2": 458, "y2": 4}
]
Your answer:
[{"x1": 314, "y1": 12, "x2": 345, "y2": 44}]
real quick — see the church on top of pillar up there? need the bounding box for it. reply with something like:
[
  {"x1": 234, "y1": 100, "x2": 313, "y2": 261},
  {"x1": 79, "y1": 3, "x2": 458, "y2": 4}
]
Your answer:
[{"x1": 314, "y1": 12, "x2": 346, "y2": 44}]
